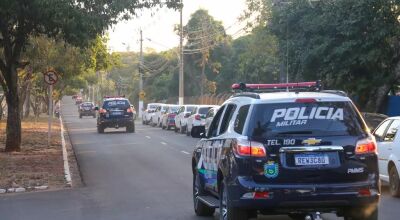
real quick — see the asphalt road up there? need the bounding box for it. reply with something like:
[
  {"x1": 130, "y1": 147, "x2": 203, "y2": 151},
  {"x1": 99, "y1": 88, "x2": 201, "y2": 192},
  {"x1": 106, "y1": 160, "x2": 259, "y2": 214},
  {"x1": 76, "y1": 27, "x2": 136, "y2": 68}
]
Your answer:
[{"x1": 0, "y1": 97, "x2": 399, "y2": 220}]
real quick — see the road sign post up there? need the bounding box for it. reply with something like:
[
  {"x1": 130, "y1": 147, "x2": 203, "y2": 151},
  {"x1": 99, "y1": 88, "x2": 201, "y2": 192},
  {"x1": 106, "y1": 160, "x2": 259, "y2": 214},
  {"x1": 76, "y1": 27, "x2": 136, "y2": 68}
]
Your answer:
[{"x1": 44, "y1": 70, "x2": 58, "y2": 147}]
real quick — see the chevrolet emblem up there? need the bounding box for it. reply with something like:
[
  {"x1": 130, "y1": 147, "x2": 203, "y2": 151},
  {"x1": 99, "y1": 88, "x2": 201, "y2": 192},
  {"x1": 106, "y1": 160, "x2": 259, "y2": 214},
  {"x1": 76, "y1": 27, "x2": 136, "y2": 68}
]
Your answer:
[{"x1": 302, "y1": 138, "x2": 322, "y2": 146}]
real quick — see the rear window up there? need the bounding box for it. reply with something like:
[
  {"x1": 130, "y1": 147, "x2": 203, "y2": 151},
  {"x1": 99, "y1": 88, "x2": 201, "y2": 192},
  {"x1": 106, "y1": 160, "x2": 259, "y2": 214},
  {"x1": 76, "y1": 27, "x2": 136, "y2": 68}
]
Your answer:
[
  {"x1": 148, "y1": 104, "x2": 158, "y2": 109},
  {"x1": 186, "y1": 106, "x2": 195, "y2": 112},
  {"x1": 198, "y1": 107, "x2": 211, "y2": 115},
  {"x1": 170, "y1": 107, "x2": 179, "y2": 113},
  {"x1": 247, "y1": 101, "x2": 365, "y2": 137},
  {"x1": 103, "y1": 100, "x2": 130, "y2": 109}
]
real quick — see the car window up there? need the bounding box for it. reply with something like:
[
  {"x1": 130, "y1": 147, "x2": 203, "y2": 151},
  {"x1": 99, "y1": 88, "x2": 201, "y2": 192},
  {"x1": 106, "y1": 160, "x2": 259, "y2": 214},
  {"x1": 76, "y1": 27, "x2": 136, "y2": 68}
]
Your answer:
[
  {"x1": 186, "y1": 106, "x2": 195, "y2": 112},
  {"x1": 192, "y1": 107, "x2": 197, "y2": 114},
  {"x1": 384, "y1": 120, "x2": 400, "y2": 142},
  {"x1": 374, "y1": 120, "x2": 392, "y2": 141},
  {"x1": 103, "y1": 100, "x2": 130, "y2": 109},
  {"x1": 208, "y1": 105, "x2": 226, "y2": 138},
  {"x1": 247, "y1": 101, "x2": 365, "y2": 138},
  {"x1": 234, "y1": 105, "x2": 250, "y2": 134},
  {"x1": 219, "y1": 104, "x2": 237, "y2": 135},
  {"x1": 198, "y1": 107, "x2": 211, "y2": 115}
]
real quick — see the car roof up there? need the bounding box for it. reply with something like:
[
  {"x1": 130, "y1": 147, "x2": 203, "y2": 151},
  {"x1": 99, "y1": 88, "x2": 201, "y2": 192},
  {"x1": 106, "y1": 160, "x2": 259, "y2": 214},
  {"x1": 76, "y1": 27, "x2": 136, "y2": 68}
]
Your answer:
[
  {"x1": 228, "y1": 91, "x2": 351, "y2": 105},
  {"x1": 385, "y1": 116, "x2": 400, "y2": 120}
]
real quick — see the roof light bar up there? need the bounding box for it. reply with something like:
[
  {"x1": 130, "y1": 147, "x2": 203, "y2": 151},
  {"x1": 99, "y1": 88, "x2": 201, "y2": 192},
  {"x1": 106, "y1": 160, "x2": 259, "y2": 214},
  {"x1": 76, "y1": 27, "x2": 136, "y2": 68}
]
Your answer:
[{"x1": 232, "y1": 81, "x2": 322, "y2": 93}]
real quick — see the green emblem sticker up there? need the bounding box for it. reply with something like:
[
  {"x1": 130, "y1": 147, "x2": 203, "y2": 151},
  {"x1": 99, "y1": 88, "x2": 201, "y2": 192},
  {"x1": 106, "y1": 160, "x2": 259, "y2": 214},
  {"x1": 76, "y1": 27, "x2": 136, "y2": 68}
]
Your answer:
[{"x1": 264, "y1": 162, "x2": 279, "y2": 179}]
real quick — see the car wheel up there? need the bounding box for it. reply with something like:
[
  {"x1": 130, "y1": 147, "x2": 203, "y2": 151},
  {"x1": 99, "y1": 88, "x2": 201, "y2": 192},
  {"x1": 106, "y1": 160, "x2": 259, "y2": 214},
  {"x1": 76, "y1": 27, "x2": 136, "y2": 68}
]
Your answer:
[
  {"x1": 288, "y1": 214, "x2": 307, "y2": 220},
  {"x1": 126, "y1": 123, "x2": 135, "y2": 133},
  {"x1": 220, "y1": 181, "x2": 248, "y2": 220},
  {"x1": 389, "y1": 166, "x2": 400, "y2": 197},
  {"x1": 193, "y1": 170, "x2": 215, "y2": 216},
  {"x1": 186, "y1": 127, "x2": 191, "y2": 136},
  {"x1": 344, "y1": 206, "x2": 378, "y2": 220},
  {"x1": 97, "y1": 125, "x2": 104, "y2": 134}
]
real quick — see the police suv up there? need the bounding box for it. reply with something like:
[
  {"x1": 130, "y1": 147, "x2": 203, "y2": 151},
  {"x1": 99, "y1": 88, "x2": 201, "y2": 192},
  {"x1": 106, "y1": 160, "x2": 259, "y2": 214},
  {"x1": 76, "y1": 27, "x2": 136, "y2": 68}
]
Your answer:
[
  {"x1": 96, "y1": 97, "x2": 135, "y2": 133},
  {"x1": 191, "y1": 82, "x2": 380, "y2": 220}
]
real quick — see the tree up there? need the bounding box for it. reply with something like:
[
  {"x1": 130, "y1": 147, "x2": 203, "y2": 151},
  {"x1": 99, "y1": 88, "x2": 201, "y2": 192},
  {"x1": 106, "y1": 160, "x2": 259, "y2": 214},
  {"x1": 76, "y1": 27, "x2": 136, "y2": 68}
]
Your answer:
[
  {"x1": 245, "y1": 0, "x2": 400, "y2": 112},
  {"x1": 0, "y1": 0, "x2": 180, "y2": 152},
  {"x1": 183, "y1": 9, "x2": 227, "y2": 96}
]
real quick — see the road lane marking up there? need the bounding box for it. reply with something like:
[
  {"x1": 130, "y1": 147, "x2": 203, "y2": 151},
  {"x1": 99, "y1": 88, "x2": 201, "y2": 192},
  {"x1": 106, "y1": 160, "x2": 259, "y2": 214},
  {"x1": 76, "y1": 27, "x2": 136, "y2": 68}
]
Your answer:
[
  {"x1": 181, "y1": 151, "x2": 190, "y2": 155},
  {"x1": 161, "y1": 142, "x2": 167, "y2": 145},
  {"x1": 146, "y1": 136, "x2": 151, "y2": 139}
]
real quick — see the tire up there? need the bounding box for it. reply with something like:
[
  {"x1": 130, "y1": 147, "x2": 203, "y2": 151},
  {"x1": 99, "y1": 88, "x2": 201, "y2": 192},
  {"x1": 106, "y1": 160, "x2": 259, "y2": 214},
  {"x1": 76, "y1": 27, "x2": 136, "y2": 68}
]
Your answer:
[
  {"x1": 126, "y1": 123, "x2": 135, "y2": 133},
  {"x1": 288, "y1": 214, "x2": 307, "y2": 220},
  {"x1": 344, "y1": 206, "x2": 378, "y2": 220},
  {"x1": 186, "y1": 126, "x2": 191, "y2": 136},
  {"x1": 219, "y1": 181, "x2": 248, "y2": 220},
  {"x1": 193, "y1": 171, "x2": 215, "y2": 216},
  {"x1": 389, "y1": 166, "x2": 400, "y2": 197},
  {"x1": 97, "y1": 125, "x2": 104, "y2": 134}
]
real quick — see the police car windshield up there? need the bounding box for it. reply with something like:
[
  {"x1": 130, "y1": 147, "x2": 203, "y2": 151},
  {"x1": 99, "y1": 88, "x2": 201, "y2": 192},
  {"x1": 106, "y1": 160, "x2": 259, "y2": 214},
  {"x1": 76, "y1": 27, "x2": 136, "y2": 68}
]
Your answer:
[
  {"x1": 247, "y1": 101, "x2": 365, "y2": 137},
  {"x1": 103, "y1": 100, "x2": 129, "y2": 109}
]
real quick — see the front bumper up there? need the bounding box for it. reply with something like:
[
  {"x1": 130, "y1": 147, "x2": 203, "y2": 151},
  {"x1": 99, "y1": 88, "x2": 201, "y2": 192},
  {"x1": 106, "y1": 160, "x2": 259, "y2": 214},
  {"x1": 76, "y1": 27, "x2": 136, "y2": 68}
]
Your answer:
[
  {"x1": 227, "y1": 176, "x2": 380, "y2": 211},
  {"x1": 98, "y1": 118, "x2": 134, "y2": 128}
]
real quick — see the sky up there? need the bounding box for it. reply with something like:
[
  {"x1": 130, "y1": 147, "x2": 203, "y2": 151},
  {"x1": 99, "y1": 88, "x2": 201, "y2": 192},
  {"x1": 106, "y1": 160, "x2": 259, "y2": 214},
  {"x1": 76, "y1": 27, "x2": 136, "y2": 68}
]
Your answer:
[{"x1": 107, "y1": 0, "x2": 248, "y2": 52}]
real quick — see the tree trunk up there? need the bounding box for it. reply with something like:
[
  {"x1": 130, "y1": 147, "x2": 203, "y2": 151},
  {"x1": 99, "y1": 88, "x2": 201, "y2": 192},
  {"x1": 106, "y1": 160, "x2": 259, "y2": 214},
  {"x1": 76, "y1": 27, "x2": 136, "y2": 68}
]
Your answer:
[{"x1": 5, "y1": 69, "x2": 21, "y2": 152}]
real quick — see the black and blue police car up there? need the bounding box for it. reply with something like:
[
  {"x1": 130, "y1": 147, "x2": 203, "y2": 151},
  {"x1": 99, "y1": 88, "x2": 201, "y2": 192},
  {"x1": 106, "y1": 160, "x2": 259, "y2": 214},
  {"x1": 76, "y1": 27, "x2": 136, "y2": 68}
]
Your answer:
[
  {"x1": 191, "y1": 81, "x2": 380, "y2": 220},
  {"x1": 96, "y1": 97, "x2": 135, "y2": 133}
]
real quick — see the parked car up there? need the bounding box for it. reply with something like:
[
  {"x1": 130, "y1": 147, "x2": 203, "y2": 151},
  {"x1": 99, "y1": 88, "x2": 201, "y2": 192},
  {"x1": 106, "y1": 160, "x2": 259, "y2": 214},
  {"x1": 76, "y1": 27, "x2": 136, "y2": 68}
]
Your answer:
[
  {"x1": 373, "y1": 117, "x2": 400, "y2": 197},
  {"x1": 204, "y1": 106, "x2": 220, "y2": 135},
  {"x1": 161, "y1": 105, "x2": 180, "y2": 130},
  {"x1": 79, "y1": 102, "x2": 96, "y2": 118},
  {"x1": 175, "y1": 105, "x2": 197, "y2": 133},
  {"x1": 186, "y1": 105, "x2": 219, "y2": 137},
  {"x1": 142, "y1": 103, "x2": 161, "y2": 125},
  {"x1": 151, "y1": 104, "x2": 168, "y2": 127}
]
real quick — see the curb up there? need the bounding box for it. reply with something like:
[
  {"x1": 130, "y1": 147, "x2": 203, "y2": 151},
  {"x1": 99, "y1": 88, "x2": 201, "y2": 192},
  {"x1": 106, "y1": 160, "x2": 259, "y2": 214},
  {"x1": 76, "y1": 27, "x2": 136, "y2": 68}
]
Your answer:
[{"x1": 60, "y1": 109, "x2": 72, "y2": 187}]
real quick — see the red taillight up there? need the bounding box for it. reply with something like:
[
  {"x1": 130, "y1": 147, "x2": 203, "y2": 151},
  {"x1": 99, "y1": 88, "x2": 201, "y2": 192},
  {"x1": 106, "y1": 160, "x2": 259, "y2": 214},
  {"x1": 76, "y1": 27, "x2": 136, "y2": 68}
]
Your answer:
[
  {"x1": 99, "y1": 109, "x2": 107, "y2": 114},
  {"x1": 195, "y1": 114, "x2": 201, "y2": 120},
  {"x1": 234, "y1": 139, "x2": 266, "y2": 157},
  {"x1": 254, "y1": 192, "x2": 270, "y2": 199},
  {"x1": 358, "y1": 188, "x2": 371, "y2": 196},
  {"x1": 295, "y1": 98, "x2": 317, "y2": 103},
  {"x1": 355, "y1": 136, "x2": 377, "y2": 155}
]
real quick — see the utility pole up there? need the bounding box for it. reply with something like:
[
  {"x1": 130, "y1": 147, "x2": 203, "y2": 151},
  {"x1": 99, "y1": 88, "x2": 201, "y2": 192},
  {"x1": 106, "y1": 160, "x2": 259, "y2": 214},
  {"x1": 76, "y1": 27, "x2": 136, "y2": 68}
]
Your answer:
[
  {"x1": 179, "y1": 0, "x2": 184, "y2": 105},
  {"x1": 139, "y1": 29, "x2": 144, "y2": 117}
]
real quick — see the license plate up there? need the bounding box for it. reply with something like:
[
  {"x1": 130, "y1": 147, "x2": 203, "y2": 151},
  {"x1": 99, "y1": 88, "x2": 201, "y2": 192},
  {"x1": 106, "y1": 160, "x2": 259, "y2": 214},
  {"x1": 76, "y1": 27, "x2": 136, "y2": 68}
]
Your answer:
[
  {"x1": 295, "y1": 154, "x2": 329, "y2": 166},
  {"x1": 111, "y1": 112, "x2": 122, "y2": 116}
]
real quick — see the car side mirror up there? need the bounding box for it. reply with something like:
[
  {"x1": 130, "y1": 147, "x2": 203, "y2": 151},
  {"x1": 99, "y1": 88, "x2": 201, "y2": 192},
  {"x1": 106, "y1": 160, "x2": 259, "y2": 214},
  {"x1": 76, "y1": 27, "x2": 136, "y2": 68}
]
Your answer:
[{"x1": 94, "y1": 106, "x2": 99, "y2": 111}]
